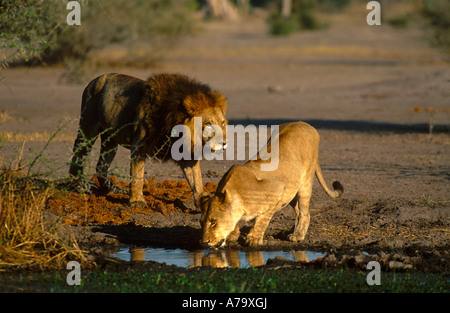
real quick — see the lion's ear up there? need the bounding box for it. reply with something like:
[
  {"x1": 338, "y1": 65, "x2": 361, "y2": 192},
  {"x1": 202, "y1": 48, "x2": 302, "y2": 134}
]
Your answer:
[
  {"x1": 210, "y1": 91, "x2": 227, "y2": 114},
  {"x1": 183, "y1": 95, "x2": 197, "y2": 116}
]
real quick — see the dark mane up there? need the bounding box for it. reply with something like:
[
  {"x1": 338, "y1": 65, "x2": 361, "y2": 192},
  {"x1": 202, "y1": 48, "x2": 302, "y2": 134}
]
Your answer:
[{"x1": 142, "y1": 73, "x2": 227, "y2": 161}]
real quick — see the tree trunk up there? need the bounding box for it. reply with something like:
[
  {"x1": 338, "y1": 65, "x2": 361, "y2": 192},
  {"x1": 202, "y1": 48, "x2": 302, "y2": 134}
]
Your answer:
[
  {"x1": 281, "y1": 0, "x2": 292, "y2": 18},
  {"x1": 206, "y1": 0, "x2": 239, "y2": 21}
]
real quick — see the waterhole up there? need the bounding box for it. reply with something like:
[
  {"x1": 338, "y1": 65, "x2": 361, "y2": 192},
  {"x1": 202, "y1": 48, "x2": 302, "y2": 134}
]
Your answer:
[{"x1": 111, "y1": 246, "x2": 326, "y2": 268}]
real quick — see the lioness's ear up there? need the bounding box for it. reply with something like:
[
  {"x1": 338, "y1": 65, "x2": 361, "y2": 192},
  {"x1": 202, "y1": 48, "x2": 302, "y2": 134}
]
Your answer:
[
  {"x1": 199, "y1": 191, "x2": 212, "y2": 210},
  {"x1": 216, "y1": 190, "x2": 229, "y2": 203},
  {"x1": 210, "y1": 91, "x2": 227, "y2": 114}
]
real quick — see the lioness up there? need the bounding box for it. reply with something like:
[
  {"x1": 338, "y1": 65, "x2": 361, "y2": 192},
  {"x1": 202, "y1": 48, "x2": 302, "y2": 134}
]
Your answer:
[
  {"x1": 200, "y1": 121, "x2": 343, "y2": 247},
  {"x1": 69, "y1": 73, "x2": 227, "y2": 208}
]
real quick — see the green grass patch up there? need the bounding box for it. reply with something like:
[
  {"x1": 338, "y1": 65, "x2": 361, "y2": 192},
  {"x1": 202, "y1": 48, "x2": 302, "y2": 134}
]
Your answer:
[{"x1": 1, "y1": 267, "x2": 447, "y2": 293}]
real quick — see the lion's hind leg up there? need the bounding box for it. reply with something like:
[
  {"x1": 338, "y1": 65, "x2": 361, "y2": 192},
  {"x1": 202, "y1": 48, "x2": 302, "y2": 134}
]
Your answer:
[
  {"x1": 288, "y1": 192, "x2": 311, "y2": 242},
  {"x1": 288, "y1": 173, "x2": 314, "y2": 242},
  {"x1": 69, "y1": 93, "x2": 101, "y2": 179},
  {"x1": 69, "y1": 126, "x2": 100, "y2": 194},
  {"x1": 69, "y1": 127, "x2": 98, "y2": 178},
  {"x1": 95, "y1": 132, "x2": 119, "y2": 193}
]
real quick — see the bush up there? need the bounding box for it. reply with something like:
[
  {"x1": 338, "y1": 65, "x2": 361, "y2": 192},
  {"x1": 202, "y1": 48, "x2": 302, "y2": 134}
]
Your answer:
[
  {"x1": 0, "y1": 0, "x2": 199, "y2": 68},
  {"x1": 0, "y1": 167, "x2": 87, "y2": 269},
  {"x1": 316, "y1": 0, "x2": 350, "y2": 13},
  {"x1": 421, "y1": 0, "x2": 450, "y2": 53},
  {"x1": 268, "y1": 14, "x2": 301, "y2": 36},
  {"x1": 268, "y1": 0, "x2": 320, "y2": 36},
  {"x1": 0, "y1": 0, "x2": 65, "y2": 66},
  {"x1": 387, "y1": 15, "x2": 410, "y2": 29}
]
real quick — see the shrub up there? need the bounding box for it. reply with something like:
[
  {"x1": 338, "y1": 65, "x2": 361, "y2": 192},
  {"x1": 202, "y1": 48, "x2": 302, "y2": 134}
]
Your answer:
[
  {"x1": 268, "y1": 14, "x2": 301, "y2": 36},
  {"x1": 316, "y1": 0, "x2": 350, "y2": 12},
  {"x1": 0, "y1": 167, "x2": 87, "y2": 269},
  {"x1": 268, "y1": 0, "x2": 320, "y2": 36},
  {"x1": 0, "y1": 0, "x2": 199, "y2": 68},
  {"x1": 421, "y1": 0, "x2": 450, "y2": 53},
  {"x1": 387, "y1": 15, "x2": 410, "y2": 29}
]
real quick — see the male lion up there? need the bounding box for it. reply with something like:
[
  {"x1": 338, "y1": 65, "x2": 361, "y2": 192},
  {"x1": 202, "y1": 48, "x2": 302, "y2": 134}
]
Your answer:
[
  {"x1": 200, "y1": 121, "x2": 343, "y2": 247},
  {"x1": 69, "y1": 73, "x2": 227, "y2": 208}
]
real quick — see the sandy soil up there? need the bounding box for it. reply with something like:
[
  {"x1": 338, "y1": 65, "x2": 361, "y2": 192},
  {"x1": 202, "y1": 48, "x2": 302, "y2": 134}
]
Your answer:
[{"x1": 1, "y1": 5, "x2": 449, "y2": 272}]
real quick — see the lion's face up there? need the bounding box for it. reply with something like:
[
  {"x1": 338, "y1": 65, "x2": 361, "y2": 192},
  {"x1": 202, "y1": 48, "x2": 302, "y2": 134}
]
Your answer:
[
  {"x1": 183, "y1": 90, "x2": 228, "y2": 155},
  {"x1": 200, "y1": 107, "x2": 228, "y2": 152},
  {"x1": 200, "y1": 192, "x2": 238, "y2": 248}
]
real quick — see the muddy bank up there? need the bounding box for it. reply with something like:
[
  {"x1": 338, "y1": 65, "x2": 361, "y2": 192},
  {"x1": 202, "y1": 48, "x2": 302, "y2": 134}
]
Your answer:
[
  {"x1": 2, "y1": 4, "x2": 449, "y2": 276},
  {"x1": 45, "y1": 177, "x2": 449, "y2": 273}
]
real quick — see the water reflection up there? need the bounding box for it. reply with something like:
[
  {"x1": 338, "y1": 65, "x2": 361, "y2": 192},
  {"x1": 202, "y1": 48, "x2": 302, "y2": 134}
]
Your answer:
[
  {"x1": 190, "y1": 250, "x2": 313, "y2": 268},
  {"x1": 112, "y1": 246, "x2": 325, "y2": 268}
]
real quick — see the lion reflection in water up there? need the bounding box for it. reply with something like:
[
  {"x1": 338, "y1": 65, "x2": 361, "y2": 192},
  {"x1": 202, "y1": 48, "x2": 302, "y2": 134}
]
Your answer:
[
  {"x1": 128, "y1": 247, "x2": 314, "y2": 268},
  {"x1": 190, "y1": 250, "x2": 312, "y2": 268}
]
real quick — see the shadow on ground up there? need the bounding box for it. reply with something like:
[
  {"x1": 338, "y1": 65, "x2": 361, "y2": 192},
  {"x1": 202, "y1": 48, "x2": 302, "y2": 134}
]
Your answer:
[
  {"x1": 93, "y1": 224, "x2": 202, "y2": 250},
  {"x1": 229, "y1": 118, "x2": 450, "y2": 134}
]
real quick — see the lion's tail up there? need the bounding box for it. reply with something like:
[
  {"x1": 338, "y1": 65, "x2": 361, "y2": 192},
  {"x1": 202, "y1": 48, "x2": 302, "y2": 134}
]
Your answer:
[{"x1": 315, "y1": 162, "x2": 343, "y2": 199}]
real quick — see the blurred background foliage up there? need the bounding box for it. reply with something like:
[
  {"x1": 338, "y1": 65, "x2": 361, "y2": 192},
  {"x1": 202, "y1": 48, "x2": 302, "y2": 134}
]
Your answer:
[
  {"x1": 0, "y1": 0, "x2": 199, "y2": 70},
  {"x1": 267, "y1": 0, "x2": 321, "y2": 36},
  {"x1": 420, "y1": 0, "x2": 450, "y2": 53},
  {"x1": 0, "y1": 0, "x2": 448, "y2": 76}
]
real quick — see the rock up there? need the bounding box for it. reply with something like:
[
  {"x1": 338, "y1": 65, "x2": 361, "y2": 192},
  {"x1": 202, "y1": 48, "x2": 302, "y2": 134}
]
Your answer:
[
  {"x1": 388, "y1": 260, "x2": 412, "y2": 270},
  {"x1": 324, "y1": 254, "x2": 337, "y2": 267},
  {"x1": 267, "y1": 85, "x2": 283, "y2": 93},
  {"x1": 354, "y1": 252, "x2": 367, "y2": 265}
]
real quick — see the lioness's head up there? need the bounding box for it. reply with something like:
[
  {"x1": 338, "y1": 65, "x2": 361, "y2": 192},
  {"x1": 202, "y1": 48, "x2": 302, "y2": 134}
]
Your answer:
[
  {"x1": 183, "y1": 91, "x2": 228, "y2": 154},
  {"x1": 200, "y1": 191, "x2": 240, "y2": 248}
]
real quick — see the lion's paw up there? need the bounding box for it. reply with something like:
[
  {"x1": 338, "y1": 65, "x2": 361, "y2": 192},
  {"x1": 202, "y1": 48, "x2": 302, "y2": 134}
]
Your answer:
[
  {"x1": 129, "y1": 200, "x2": 147, "y2": 208},
  {"x1": 245, "y1": 236, "x2": 263, "y2": 247},
  {"x1": 288, "y1": 234, "x2": 305, "y2": 242}
]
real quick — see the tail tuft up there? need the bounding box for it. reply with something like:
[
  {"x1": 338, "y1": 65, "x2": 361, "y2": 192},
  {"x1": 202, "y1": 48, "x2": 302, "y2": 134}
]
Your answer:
[{"x1": 332, "y1": 181, "x2": 344, "y2": 198}]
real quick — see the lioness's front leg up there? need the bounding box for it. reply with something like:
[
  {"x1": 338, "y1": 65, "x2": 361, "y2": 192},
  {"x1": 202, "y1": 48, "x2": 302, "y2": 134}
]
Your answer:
[
  {"x1": 129, "y1": 154, "x2": 146, "y2": 208},
  {"x1": 226, "y1": 224, "x2": 240, "y2": 243},
  {"x1": 246, "y1": 210, "x2": 274, "y2": 247},
  {"x1": 180, "y1": 160, "x2": 203, "y2": 209}
]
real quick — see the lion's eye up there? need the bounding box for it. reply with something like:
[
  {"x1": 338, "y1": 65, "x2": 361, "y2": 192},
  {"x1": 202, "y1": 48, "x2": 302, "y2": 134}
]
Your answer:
[{"x1": 209, "y1": 220, "x2": 217, "y2": 227}]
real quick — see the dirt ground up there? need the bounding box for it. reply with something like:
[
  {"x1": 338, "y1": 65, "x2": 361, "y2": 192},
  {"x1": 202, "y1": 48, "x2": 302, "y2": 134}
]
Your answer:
[{"x1": 1, "y1": 5, "x2": 449, "y2": 273}]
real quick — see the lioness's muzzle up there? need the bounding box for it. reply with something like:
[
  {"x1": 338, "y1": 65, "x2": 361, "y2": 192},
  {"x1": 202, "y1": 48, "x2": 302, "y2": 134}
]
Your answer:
[{"x1": 202, "y1": 239, "x2": 225, "y2": 249}]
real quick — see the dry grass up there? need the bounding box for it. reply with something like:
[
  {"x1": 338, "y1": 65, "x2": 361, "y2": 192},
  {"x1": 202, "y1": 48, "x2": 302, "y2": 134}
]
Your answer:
[
  {"x1": 0, "y1": 109, "x2": 13, "y2": 122},
  {"x1": 0, "y1": 165, "x2": 88, "y2": 270},
  {"x1": 0, "y1": 131, "x2": 74, "y2": 142}
]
